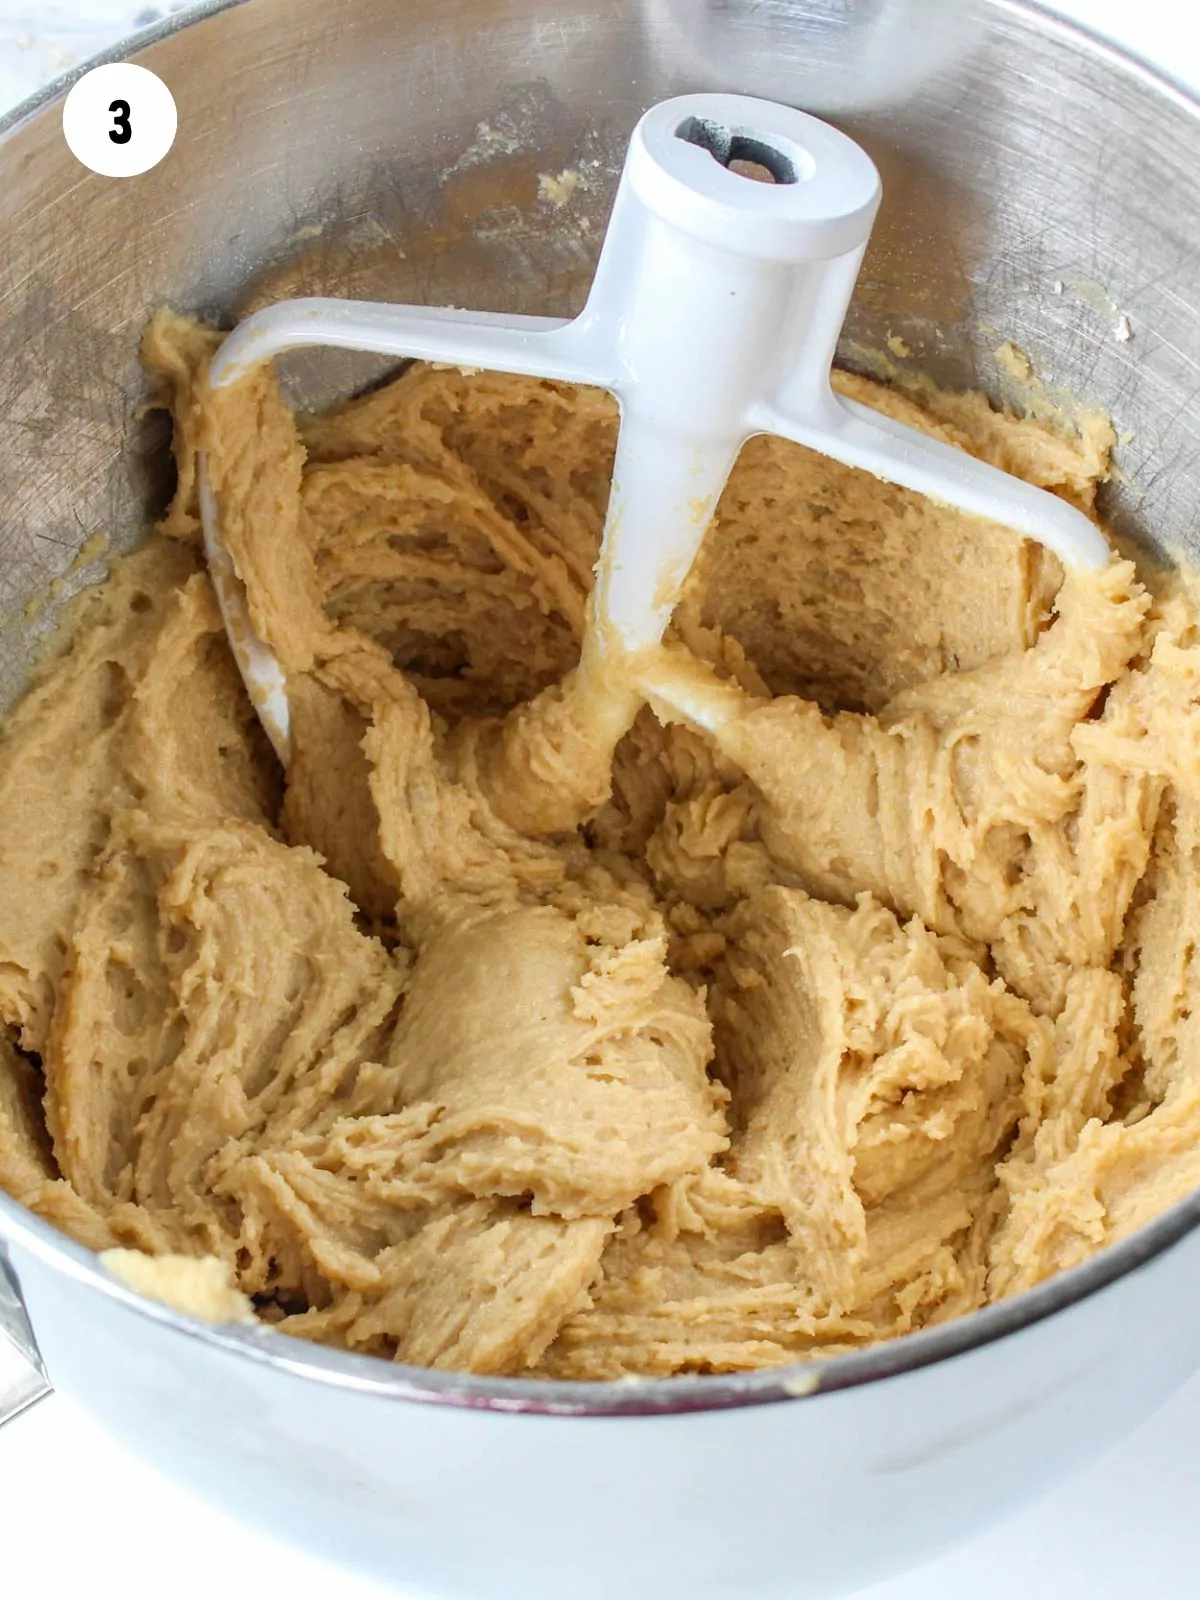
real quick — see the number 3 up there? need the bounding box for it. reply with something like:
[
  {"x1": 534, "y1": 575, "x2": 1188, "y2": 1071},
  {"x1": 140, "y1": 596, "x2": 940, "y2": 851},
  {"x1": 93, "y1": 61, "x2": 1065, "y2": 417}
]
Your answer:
[{"x1": 108, "y1": 99, "x2": 132, "y2": 145}]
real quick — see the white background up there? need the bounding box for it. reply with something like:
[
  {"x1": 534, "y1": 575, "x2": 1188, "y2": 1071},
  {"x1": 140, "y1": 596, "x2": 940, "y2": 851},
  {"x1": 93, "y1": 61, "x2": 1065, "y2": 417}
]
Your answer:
[{"x1": 2, "y1": 2, "x2": 1200, "y2": 1597}]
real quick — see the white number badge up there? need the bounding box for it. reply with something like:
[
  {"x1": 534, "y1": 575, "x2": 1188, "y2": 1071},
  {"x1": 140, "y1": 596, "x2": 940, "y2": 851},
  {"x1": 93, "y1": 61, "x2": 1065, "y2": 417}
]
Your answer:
[{"x1": 62, "y1": 62, "x2": 178, "y2": 178}]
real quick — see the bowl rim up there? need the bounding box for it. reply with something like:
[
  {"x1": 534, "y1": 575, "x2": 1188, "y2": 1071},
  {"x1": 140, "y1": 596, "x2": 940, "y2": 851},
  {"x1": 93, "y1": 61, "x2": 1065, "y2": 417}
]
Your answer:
[{"x1": 2, "y1": 0, "x2": 1200, "y2": 1419}]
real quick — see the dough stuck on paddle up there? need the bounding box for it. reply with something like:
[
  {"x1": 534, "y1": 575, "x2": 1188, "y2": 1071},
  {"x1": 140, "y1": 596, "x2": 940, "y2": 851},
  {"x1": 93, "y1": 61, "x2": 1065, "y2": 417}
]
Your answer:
[{"x1": 2, "y1": 308, "x2": 1199, "y2": 1379}]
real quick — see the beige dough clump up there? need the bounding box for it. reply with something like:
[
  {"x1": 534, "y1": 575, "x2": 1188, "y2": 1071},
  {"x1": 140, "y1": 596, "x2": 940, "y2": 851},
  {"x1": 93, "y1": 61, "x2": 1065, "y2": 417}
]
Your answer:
[
  {"x1": 101, "y1": 1249, "x2": 259, "y2": 1326},
  {"x1": 2, "y1": 305, "x2": 1200, "y2": 1379}
]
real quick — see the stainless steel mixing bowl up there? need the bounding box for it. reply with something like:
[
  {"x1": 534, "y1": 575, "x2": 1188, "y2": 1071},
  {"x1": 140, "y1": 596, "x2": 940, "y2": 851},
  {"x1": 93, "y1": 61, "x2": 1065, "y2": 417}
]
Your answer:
[{"x1": 2, "y1": 3, "x2": 1200, "y2": 1596}]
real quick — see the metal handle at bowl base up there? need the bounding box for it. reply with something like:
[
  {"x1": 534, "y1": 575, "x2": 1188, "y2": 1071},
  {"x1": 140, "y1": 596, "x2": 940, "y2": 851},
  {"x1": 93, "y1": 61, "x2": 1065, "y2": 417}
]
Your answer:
[{"x1": 0, "y1": 1245, "x2": 51, "y2": 1427}]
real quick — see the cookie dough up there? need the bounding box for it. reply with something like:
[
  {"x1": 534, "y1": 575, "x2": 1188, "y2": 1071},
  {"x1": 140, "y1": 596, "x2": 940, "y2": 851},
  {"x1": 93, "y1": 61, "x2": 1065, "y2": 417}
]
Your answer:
[
  {"x1": 3, "y1": 306, "x2": 1200, "y2": 1379},
  {"x1": 101, "y1": 1249, "x2": 259, "y2": 1326}
]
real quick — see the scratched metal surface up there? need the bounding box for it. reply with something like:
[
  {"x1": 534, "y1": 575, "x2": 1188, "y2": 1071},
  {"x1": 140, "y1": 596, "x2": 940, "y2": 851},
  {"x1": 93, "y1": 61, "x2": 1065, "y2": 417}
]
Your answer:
[
  {"x1": 0, "y1": 0, "x2": 161, "y2": 109},
  {"x1": 0, "y1": 0, "x2": 1196, "y2": 713}
]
